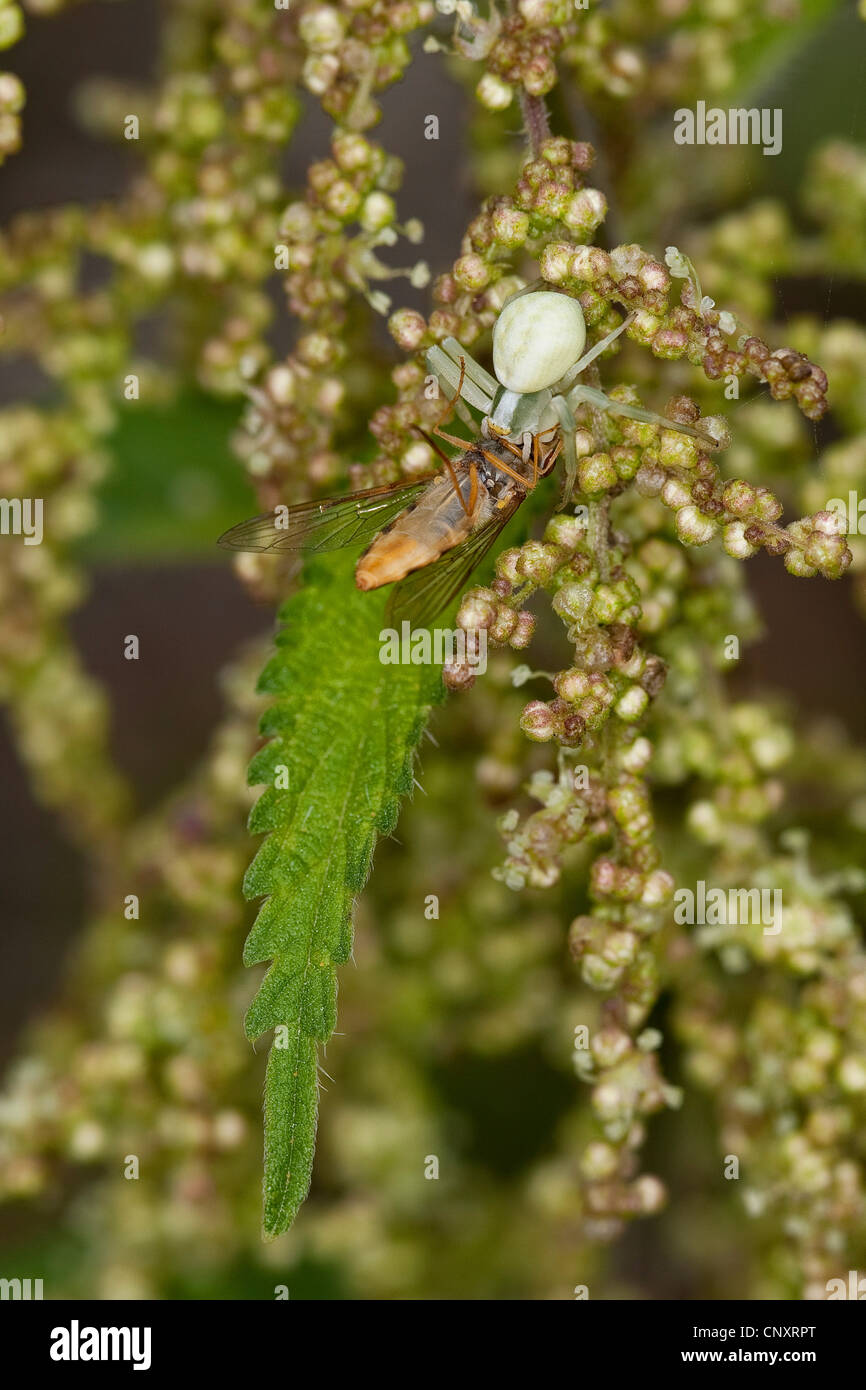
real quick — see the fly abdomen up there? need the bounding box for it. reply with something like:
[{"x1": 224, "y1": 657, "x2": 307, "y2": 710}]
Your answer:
[{"x1": 355, "y1": 468, "x2": 491, "y2": 591}]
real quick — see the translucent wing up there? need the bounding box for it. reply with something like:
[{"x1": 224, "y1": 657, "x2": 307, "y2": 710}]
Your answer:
[
  {"x1": 218, "y1": 476, "x2": 435, "y2": 554},
  {"x1": 386, "y1": 492, "x2": 524, "y2": 631}
]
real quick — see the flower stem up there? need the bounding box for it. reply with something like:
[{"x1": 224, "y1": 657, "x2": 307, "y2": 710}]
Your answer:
[{"x1": 519, "y1": 90, "x2": 550, "y2": 158}]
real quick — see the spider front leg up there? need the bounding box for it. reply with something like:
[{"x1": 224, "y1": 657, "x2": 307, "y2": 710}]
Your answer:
[
  {"x1": 565, "y1": 382, "x2": 718, "y2": 449},
  {"x1": 425, "y1": 339, "x2": 497, "y2": 418}
]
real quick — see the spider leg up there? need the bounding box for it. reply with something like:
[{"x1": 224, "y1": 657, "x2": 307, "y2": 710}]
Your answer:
[
  {"x1": 426, "y1": 343, "x2": 495, "y2": 414},
  {"x1": 567, "y1": 383, "x2": 717, "y2": 448},
  {"x1": 547, "y1": 395, "x2": 578, "y2": 509},
  {"x1": 555, "y1": 312, "x2": 637, "y2": 393},
  {"x1": 440, "y1": 337, "x2": 498, "y2": 399}
]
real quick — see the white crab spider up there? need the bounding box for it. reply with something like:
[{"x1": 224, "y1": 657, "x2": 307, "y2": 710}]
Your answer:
[{"x1": 425, "y1": 284, "x2": 715, "y2": 500}]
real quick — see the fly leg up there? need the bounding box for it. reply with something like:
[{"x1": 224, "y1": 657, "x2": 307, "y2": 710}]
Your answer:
[
  {"x1": 467, "y1": 459, "x2": 479, "y2": 515},
  {"x1": 483, "y1": 424, "x2": 528, "y2": 464},
  {"x1": 435, "y1": 425, "x2": 546, "y2": 494},
  {"x1": 528, "y1": 431, "x2": 561, "y2": 486},
  {"x1": 413, "y1": 426, "x2": 474, "y2": 518},
  {"x1": 539, "y1": 435, "x2": 563, "y2": 479},
  {"x1": 478, "y1": 446, "x2": 538, "y2": 492},
  {"x1": 425, "y1": 340, "x2": 496, "y2": 417},
  {"x1": 439, "y1": 356, "x2": 467, "y2": 424},
  {"x1": 433, "y1": 425, "x2": 480, "y2": 452}
]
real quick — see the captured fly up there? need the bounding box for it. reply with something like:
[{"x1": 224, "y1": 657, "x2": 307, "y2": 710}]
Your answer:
[{"x1": 218, "y1": 425, "x2": 561, "y2": 630}]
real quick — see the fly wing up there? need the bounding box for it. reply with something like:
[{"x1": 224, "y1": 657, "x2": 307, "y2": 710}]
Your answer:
[
  {"x1": 386, "y1": 492, "x2": 524, "y2": 631},
  {"x1": 218, "y1": 477, "x2": 435, "y2": 554}
]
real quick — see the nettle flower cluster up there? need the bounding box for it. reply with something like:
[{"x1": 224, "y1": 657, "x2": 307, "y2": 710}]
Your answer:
[
  {"x1": 430, "y1": 0, "x2": 794, "y2": 114},
  {"x1": 379, "y1": 137, "x2": 606, "y2": 471},
  {"x1": 297, "y1": 0, "x2": 434, "y2": 127},
  {"x1": 559, "y1": 0, "x2": 802, "y2": 108},
  {"x1": 362, "y1": 125, "x2": 859, "y2": 1230},
  {"x1": 0, "y1": 659, "x2": 265, "y2": 1281},
  {"x1": 673, "y1": 814, "x2": 866, "y2": 1293},
  {"x1": 538, "y1": 240, "x2": 829, "y2": 421},
  {"x1": 805, "y1": 140, "x2": 866, "y2": 274},
  {"x1": 632, "y1": 430, "x2": 850, "y2": 579},
  {"x1": 235, "y1": 130, "x2": 427, "y2": 499},
  {"x1": 1, "y1": 0, "x2": 863, "y2": 1293},
  {"x1": 389, "y1": 135, "x2": 603, "y2": 346},
  {"x1": 375, "y1": 133, "x2": 848, "y2": 889},
  {"x1": 381, "y1": 138, "x2": 832, "y2": 482},
  {"x1": 432, "y1": 375, "x2": 844, "y2": 699},
  {"x1": 433, "y1": 0, "x2": 573, "y2": 109},
  {"x1": 478, "y1": 508, "x2": 667, "y2": 754},
  {"x1": 0, "y1": 0, "x2": 313, "y2": 833},
  {"x1": 457, "y1": 500, "x2": 683, "y2": 1223}
]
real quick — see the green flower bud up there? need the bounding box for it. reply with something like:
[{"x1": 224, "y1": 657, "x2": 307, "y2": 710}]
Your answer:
[
  {"x1": 723, "y1": 521, "x2": 758, "y2": 559},
  {"x1": 453, "y1": 253, "x2": 490, "y2": 292},
  {"x1": 520, "y1": 700, "x2": 557, "y2": 742},
  {"x1": 491, "y1": 205, "x2": 530, "y2": 249},
  {"x1": 299, "y1": 6, "x2": 345, "y2": 52},
  {"x1": 582, "y1": 954, "x2": 624, "y2": 990},
  {"x1": 675, "y1": 505, "x2": 718, "y2": 545},
  {"x1": 578, "y1": 452, "x2": 617, "y2": 493},
  {"x1": 360, "y1": 192, "x2": 396, "y2": 232},
  {"x1": 476, "y1": 73, "x2": 513, "y2": 111},
  {"x1": 659, "y1": 431, "x2": 699, "y2": 470},
  {"x1": 615, "y1": 686, "x2": 649, "y2": 722},
  {"x1": 661, "y1": 476, "x2": 692, "y2": 510},
  {"x1": 553, "y1": 581, "x2": 594, "y2": 628},
  {"x1": 563, "y1": 188, "x2": 607, "y2": 238}
]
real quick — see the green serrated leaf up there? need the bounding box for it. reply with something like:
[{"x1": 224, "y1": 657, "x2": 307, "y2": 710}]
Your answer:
[{"x1": 243, "y1": 550, "x2": 445, "y2": 1238}]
